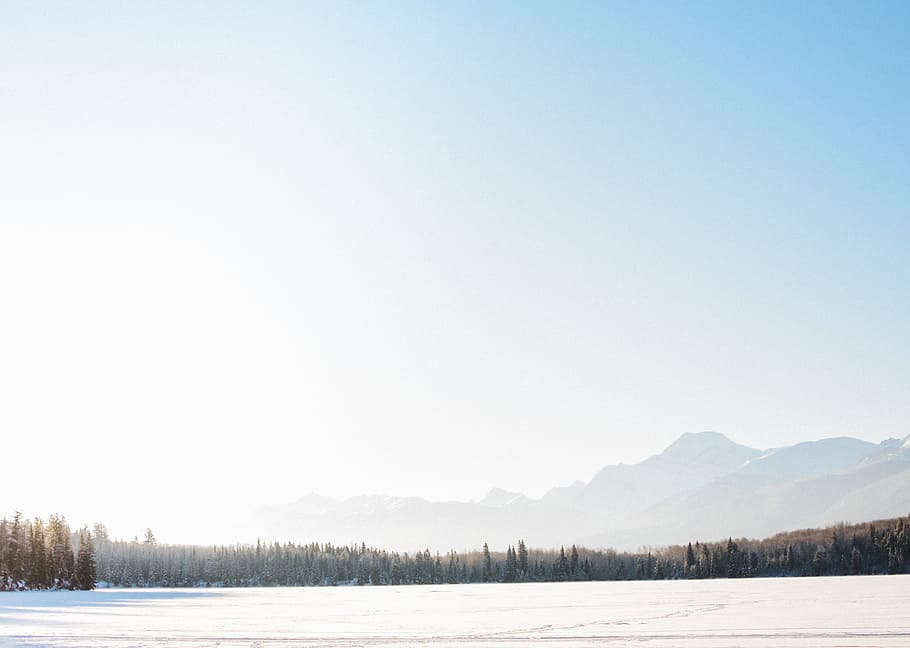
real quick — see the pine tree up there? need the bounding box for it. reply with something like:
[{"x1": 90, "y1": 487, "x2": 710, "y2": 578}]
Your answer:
[
  {"x1": 685, "y1": 542, "x2": 696, "y2": 576},
  {"x1": 851, "y1": 546, "x2": 862, "y2": 574},
  {"x1": 93, "y1": 523, "x2": 110, "y2": 544},
  {"x1": 481, "y1": 542, "x2": 492, "y2": 582},
  {"x1": 504, "y1": 546, "x2": 517, "y2": 582},
  {"x1": 812, "y1": 548, "x2": 828, "y2": 576},
  {"x1": 5, "y1": 511, "x2": 25, "y2": 588},
  {"x1": 698, "y1": 542, "x2": 710, "y2": 578},
  {"x1": 369, "y1": 555, "x2": 381, "y2": 585},
  {"x1": 517, "y1": 540, "x2": 529, "y2": 580},
  {"x1": 76, "y1": 530, "x2": 97, "y2": 590},
  {"x1": 0, "y1": 517, "x2": 8, "y2": 590},
  {"x1": 29, "y1": 520, "x2": 49, "y2": 589},
  {"x1": 726, "y1": 538, "x2": 739, "y2": 578},
  {"x1": 554, "y1": 546, "x2": 568, "y2": 581},
  {"x1": 390, "y1": 554, "x2": 403, "y2": 585},
  {"x1": 45, "y1": 514, "x2": 75, "y2": 589}
]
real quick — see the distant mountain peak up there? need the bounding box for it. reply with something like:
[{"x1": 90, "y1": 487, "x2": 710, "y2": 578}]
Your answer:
[
  {"x1": 666, "y1": 430, "x2": 730, "y2": 446},
  {"x1": 659, "y1": 431, "x2": 759, "y2": 462},
  {"x1": 480, "y1": 488, "x2": 529, "y2": 507},
  {"x1": 879, "y1": 435, "x2": 910, "y2": 450}
]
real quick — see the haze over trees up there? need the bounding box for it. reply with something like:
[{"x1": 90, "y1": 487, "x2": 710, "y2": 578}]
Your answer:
[
  {"x1": 0, "y1": 512, "x2": 96, "y2": 591},
  {"x1": 2, "y1": 511, "x2": 907, "y2": 591}
]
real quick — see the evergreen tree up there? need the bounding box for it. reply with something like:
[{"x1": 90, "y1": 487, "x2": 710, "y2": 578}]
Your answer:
[
  {"x1": 369, "y1": 555, "x2": 381, "y2": 585},
  {"x1": 5, "y1": 511, "x2": 26, "y2": 588},
  {"x1": 390, "y1": 554, "x2": 403, "y2": 585},
  {"x1": 481, "y1": 542, "x2": 492, "y2": 582},
  {"x1": 76, "y1": 530, "x2": 97, "y2": 590},
  {"x1": 28, "y1": 520, "x2": 49, "y2": 589},
  {"x1": 517, "y1": 539, "x2": 529, "y2": 580},
  {"x1": 554, "y1": 546, "x2": 568, "y2": 581},
  {"x1": 851, "y1": 546, "x2": 862, "y2": 574},
  {"x1": 685, "y1": 542, "x2": 696, "y2": 576},
  {"x1": 0, "y1": 517, "x2": 8, "y2": 588},
  {"x1": 93, "y1": 523, "x2": 110, "y2": 544},
  {"x1": 811, "y1": 548, "x2": 829, "y2": 576},
  {"x1": 504, "y1": 545, "x2": 516, "y2": 582},
  {"x1": 726, "y1": 538, "x2": 740, "y2": 578}
]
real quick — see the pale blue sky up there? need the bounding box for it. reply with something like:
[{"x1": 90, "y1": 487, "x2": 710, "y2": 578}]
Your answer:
[{"x1": 1, "y1": 1, "x2": 908, "y2": 541}]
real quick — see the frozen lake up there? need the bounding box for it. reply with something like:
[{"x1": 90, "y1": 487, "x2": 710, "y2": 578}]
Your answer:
[{"x1": 1, "y1": 576, "x2": 908, "y2": 647}]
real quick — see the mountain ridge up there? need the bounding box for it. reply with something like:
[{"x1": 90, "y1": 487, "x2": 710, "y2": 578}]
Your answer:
[{"x1": 253, "y1": 431, "x2": 910, "y2": 551}]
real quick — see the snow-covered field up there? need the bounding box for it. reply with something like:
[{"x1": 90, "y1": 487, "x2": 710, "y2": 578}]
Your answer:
[{"x1": 1, "y1": 576, "x2": 907, "y2": 647}]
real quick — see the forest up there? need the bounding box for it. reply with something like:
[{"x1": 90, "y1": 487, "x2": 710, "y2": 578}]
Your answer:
[{"x1": 1, "y1": 511, "x2": 908, "y2": 591}]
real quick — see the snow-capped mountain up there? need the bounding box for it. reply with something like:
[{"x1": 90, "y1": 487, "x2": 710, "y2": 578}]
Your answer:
[
  {"x1": 253, "y1": 432, "x2": 910, "y2": 551},
  {"x1": 738, "y1": 437, "x2": 879, "y2": 479},
  {"x1": 480, "y1": 488, "x2": 531, "y2": 508},
  {"x1": 560, "y1": 431, "x2": 761, "y2": 516}
]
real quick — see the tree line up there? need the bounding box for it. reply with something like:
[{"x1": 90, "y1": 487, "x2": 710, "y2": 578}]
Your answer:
[
  {"x1": 0, "y1": 511, "x2": 96, "y2": 591},
  {"x1": 2, "y1": 511, "x2": 908, "y2": 591}
]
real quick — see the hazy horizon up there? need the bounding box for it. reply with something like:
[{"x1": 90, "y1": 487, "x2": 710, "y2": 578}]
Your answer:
[
  {"x1": 3, "y1": 428, "x2": 903, "y2": 546},
  {"x1": 2, "y1": 2, "x2": 908, "y2": 544}
]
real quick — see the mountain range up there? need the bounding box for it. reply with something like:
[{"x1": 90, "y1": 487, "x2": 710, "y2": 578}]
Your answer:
[{"x1": 253, "y1": 432, "x2": 910, "y2": 551}]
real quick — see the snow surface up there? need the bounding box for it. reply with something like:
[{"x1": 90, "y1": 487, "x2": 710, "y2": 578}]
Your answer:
[{"x1": 1, "y1": 576, "x2": 908, "y2": 647}]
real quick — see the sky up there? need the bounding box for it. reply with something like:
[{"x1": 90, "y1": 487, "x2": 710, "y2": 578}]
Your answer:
[{"x1": 1, "y1": 1, "x2": 908, "y2": 543}]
